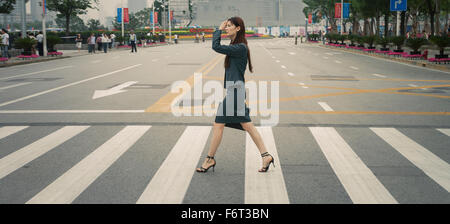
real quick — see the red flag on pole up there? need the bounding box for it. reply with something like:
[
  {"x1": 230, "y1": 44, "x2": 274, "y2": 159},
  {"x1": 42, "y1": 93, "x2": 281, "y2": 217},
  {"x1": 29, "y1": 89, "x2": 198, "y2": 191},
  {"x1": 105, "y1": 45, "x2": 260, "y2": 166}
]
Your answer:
[
  {"x1": 335, "y1": 3, "x2": 342, "y2": 18},
  {"x1": 308, "y1": 14, "x2": 312, "y2": 24},
  {"x1": 154, "y1": 12, "x2": 158, "y2": 24}
]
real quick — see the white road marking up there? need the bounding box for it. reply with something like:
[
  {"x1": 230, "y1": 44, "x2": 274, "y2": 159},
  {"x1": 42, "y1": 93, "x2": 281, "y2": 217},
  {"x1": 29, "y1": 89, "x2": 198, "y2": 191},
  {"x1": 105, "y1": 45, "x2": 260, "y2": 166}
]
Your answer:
[
  {"x1": 27, "y1": 126, "x2": 150, "y2": 204},
  {"x1": 91, "y1": 60, "x2": 102, "y2": 64},
  {"x1": 436, "y1": 129, "x2": 450, "y2": 137},
  {"x1": 325, "y1": 53, "x2": 334, "y2": 56},
  {"x1": 350, "y1": 66, "x2": 359, "y2": 70},
  {"x1": 0, "y1": 64, "x2": 142, "y2": 108},
  {"x1": 323, "y1": 56, "x2": 329, "y2": 60},
  {"x1": 245, "y1": 127, "x2": 289, "y2": 204},
  {"x1": 408, "y1": 84, "x2": 418, "y2": 87},
  {"x1": 298, "y1": 82, "x2": 308, "y2": 88},
  {"x1": 335, "y1": 60, "x2": 342, "y2": 64},
  {"x1": 372, "y1": 74, "x2": 386, "y2": 78},
  {"x1": 92, "y1": 81, "x2": 138, "y2": 99},
  {"x1": 288, "y1": 52, "x2": 296, "y2": 55},
  {"x1": 281, "y1": 65, "x2": 287, "y2": 69},
  {"x1": 137, "y1": 126, "x2": 211, "y2": 204},
  {"x1": 0, "y1": 66, "x2": 73, "y2": 81},
  {"x1": 276, "y1": 60, "x2": 280, "y2": 63},
  {"x1": 0, "y1": 126, "x2": 90, "y2": 180},
  {"x1": 288, "y1": 72, "x2": 295, "y2": 77},
  {"x1": 0, "y1": 82, "x2": 32, "y2": 90},
  {"x1": 318, "y1": 102, "x2": 334, "y2": 111},
  {"x1": 0, "y1": 126, "x2": 29, "y2": 140},
  {"x1": 309, "y1": 127, "x2": 398, "y2": 204},
  {"x1": 371, "y1": 128, "x2": 450, "y2": 192}
]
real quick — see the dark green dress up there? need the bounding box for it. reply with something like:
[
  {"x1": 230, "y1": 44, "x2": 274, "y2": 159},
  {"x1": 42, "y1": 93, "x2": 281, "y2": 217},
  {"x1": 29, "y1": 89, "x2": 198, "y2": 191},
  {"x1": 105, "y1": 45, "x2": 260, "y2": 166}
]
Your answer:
[{"x1": 212, "y1": 30, "x2": 251, "y2": 130}]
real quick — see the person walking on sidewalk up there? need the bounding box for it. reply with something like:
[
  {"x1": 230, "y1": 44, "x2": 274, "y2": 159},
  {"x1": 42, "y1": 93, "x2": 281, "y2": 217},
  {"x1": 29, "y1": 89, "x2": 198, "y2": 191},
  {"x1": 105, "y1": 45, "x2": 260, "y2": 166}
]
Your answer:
[
  {"x1": 130, "y1": 31, "x2": 137, "y2": 53},
  {"x1": 196, "y1": 17, "x2": 274, "y2": 173},
  {"x1": 87, "y1": 33, "x2": 96, "y2": 54}
]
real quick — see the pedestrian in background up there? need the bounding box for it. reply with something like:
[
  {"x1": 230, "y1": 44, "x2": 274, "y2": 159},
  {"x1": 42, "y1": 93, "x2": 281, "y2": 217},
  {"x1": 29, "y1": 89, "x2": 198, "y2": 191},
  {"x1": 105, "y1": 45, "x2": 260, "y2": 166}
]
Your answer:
[
  {"x1": 36, "y1": 31, "x2": 44, "y2": 56},
  {"x1": 96, "y1": 34, "x2": 102, "y2": 52},
  {"x1": 87, "y1": 33, "x2": 96, "y2": 54},
  {"x1": 130, "y1": 31, "x2": 137, "y2": 53},
  {"x1": 75, "y1": 34, "x2": 82, "y2": 53},
  {"x1": 101, "y1": 33, "x2": 109, "y2": 53},
  {"x1": 1, "y1": 28, "x2": 9, "y2": 58},
  {"x1": 109, "y1": 33, "x2": 116, "y2": 49}
]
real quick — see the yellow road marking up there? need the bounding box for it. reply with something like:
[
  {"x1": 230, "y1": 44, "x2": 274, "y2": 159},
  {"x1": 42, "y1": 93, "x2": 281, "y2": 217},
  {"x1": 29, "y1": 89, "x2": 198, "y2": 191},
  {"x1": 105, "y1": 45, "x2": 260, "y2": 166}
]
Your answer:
[{"x1": 145, "y1": 55, "x2": 224, "y2": 113}]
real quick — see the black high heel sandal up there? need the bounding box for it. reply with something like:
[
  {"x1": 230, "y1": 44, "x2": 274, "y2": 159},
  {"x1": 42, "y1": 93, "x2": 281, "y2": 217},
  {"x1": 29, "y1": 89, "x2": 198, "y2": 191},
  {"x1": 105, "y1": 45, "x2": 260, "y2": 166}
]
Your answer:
[
  {"x1": 259, "y1": 152, "x2": 275, "y2": 173},
  {"x1": 196, "y1": 156, "x2": 216, "y2": 173}
]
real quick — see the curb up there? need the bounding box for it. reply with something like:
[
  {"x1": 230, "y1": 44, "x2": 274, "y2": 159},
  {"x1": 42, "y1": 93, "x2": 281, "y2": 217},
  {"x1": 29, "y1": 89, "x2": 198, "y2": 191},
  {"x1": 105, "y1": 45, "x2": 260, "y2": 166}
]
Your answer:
[
  {"x1": 0, "y1": 55, "x2": 74, "y2": 68},
  {"x1": 318, "y1": 44, "x2": 450, "y2": 73}
]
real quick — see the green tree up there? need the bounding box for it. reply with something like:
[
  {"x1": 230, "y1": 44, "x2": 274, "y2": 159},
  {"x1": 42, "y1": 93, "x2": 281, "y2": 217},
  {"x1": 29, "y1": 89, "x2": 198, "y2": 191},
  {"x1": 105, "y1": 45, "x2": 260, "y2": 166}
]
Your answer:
[
  {"x1": 87, "y1": 19, "x2": 104, "y2": 31},
  {"x1": 302, "y1": 0, "x2": 337, "y2": 33},
  {"x1": 55, "y1": 15, "x2": 87, "y2": 33},
  {"x1": 46, "y1": 0, "x2": 99, "y2": 35},
  {"x1": 0, "y1": 0, "x2": 15, "y2": 14}
]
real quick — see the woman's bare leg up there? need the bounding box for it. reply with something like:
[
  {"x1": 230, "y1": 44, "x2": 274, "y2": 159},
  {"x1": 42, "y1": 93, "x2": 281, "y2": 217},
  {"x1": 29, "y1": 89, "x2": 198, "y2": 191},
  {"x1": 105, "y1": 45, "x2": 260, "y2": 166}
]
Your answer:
[
  {"x1": 241, "y1": 122, "x2": 273, "y2": 171},
  {"x1": 197, "y1": 122, "x2": 224, "y2": 171}
]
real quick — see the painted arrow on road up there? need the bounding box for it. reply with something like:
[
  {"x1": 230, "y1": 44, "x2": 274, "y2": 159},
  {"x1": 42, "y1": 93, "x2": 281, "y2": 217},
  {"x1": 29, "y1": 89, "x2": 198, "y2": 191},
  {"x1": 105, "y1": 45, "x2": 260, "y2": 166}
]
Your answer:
[{"x1": 92, "y1": 81, "x2": 138, "y2": 99}]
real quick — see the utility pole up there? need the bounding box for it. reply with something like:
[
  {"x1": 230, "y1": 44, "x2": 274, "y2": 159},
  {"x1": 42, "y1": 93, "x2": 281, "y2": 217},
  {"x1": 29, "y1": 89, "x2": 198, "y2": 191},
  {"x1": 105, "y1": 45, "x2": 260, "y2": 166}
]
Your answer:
[{"x1": 396, "y1": 11, "x2": 401, "y2": 36}]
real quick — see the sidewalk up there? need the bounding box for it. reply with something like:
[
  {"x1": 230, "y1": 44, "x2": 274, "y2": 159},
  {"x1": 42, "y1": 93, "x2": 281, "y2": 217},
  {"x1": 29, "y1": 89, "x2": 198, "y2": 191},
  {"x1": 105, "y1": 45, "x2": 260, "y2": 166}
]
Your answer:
[
  {"x1": 0, "y1": 43, "x2": 170, "y2": 68},
  {"x1": 313, "y1": 42, "x2": 450, "y2": 73}
]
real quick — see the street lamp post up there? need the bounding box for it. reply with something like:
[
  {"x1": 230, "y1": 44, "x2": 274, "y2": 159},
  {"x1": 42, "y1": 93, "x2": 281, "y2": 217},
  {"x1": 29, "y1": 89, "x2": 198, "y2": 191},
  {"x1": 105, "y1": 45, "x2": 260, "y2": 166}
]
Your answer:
[
  {"x1": 20, "y1": 0, "x2": 26, "y2": 38},
  {"x1": 42, "y1": 0, "x2": 47, "y2": 57},
  {"x1": 340, "y1": 0, "x2": 344, "y2": 35},
  {"x1": 152, "y1": 0, "x2": 155, "y2": 35},
  {"x1": 121, "y1": 0, "x2": 124, "y2": 38},
  {"x1": 169, "y1": 0, "x2": 171, "y2": 44}
]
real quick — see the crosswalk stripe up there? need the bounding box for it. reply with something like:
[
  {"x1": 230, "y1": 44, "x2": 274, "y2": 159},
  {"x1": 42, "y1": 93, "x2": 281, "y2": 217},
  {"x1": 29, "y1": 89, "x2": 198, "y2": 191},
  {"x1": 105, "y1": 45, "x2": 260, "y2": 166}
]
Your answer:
[
  {"x1": 0, "y1": 126, "x2": 89, "y2": 180},
  {"x1": 245, "y1": 127, "x2": 289, "y2": 204},
  {"x1": 0, "y1": 126, "x2": 29, "y2": 140},
  {"x1": 137, "y1": 126, "x2": 211, "y2": 204},
  {"x1": 309, "y1": 127, "x2": 398, "y2": 204},
  {"x1": 26, "y1": 125, "x2": 151, "y2": 204},
  {"x1": 371, "y1": 128, "x2": 450, "y2": 192},
  {"x1": 436, "y1": 129, "x2": 450, "y2": 137}
]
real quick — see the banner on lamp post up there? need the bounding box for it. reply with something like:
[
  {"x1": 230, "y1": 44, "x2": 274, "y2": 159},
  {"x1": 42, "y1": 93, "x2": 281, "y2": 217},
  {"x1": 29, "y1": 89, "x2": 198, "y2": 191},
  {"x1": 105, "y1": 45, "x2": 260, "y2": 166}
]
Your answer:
[
  {"x1": 124, "y1": 8, "x2": 129, "y2": 23},
  {"x1": 335, "y1": 3, "x2": 342, "y2": 18},
  {"x1": 117, "y1": 8, "x2": 122, "y2": 23},
  {"x1": 308, "y1": 14, "x2": 312, "y2": 24}
]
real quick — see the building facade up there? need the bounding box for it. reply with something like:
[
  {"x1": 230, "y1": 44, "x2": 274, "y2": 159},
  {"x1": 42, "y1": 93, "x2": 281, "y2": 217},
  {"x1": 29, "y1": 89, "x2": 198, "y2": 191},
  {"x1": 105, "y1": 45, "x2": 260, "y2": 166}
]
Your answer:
[{"x1": 191, "y1": 0, "x2": 306, "y2": 27}]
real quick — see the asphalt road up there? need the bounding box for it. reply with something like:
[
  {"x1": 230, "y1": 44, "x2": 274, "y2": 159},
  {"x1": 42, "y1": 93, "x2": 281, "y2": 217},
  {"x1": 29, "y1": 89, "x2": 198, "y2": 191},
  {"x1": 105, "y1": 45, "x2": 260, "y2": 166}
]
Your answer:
[{"x1": 0, "y1": 38, "x2": 449, "y2": 204}]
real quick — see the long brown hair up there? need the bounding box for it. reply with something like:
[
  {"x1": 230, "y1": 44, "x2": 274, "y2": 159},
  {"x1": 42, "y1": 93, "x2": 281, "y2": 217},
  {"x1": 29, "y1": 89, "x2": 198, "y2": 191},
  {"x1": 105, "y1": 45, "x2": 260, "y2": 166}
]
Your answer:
[{"x1": 224, "y1": 17, "x2": 253, "y2": 73}]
